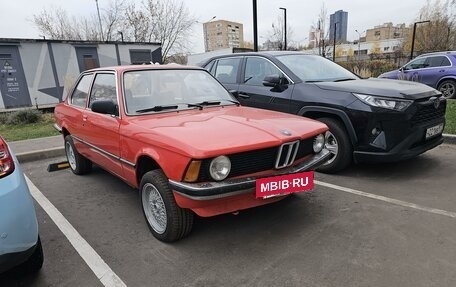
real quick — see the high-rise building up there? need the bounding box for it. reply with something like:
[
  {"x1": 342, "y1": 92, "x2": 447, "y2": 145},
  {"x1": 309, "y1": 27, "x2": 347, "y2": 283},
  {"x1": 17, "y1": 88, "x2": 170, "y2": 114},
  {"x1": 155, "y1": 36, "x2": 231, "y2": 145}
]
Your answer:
[
  {"x1": 329, "y1": 10, "x2": 348, "y2": 43},
  {"x1": 203, "y1": 20, "x2": 244, "y2": 52}
]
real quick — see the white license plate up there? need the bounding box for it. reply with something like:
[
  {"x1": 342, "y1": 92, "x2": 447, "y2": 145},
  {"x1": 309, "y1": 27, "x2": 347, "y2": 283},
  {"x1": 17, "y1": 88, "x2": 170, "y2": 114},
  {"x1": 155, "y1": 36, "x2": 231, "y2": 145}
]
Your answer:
[{"x1": 425, "y1": 123, "x2": 444, "y2": 139}]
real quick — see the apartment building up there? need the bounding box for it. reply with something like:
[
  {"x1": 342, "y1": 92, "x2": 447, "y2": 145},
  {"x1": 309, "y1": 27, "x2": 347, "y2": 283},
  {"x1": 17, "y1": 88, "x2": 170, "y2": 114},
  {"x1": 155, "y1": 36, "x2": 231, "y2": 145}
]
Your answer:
[
  {"x1": 365, "y1": 22, "x2": 410, "y2": 42},
  {"x1": 203, "y1": 20, "x2": 244, "y2": 52}
]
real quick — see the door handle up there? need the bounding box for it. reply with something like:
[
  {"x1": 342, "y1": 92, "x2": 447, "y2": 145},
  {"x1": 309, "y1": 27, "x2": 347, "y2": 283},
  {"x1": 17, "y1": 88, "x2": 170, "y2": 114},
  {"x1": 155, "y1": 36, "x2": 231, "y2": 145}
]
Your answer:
[{"x1": 82, "y1": 115, "x2": 88, "y2": 121}]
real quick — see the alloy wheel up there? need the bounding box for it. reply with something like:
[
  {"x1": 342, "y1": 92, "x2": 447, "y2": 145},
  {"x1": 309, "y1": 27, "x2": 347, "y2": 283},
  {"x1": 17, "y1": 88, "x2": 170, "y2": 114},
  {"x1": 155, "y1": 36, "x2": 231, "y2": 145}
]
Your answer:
[{"x1": 142, "y1": 183, "x2": 167, "y2": 234}]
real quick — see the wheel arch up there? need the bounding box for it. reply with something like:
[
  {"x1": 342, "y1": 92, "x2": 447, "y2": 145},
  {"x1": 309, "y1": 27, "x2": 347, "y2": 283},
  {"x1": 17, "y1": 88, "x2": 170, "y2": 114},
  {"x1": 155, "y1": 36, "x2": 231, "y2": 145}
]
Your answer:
[
  {"x1": 437, "y1": 76, "x2": 456, "y2": 87},
  {"x1": 136, "y1": 155, "x2": 162, "y2": 187},
  {"x1": 298, "y1": 106, "x2": 358, "y2": 145}
]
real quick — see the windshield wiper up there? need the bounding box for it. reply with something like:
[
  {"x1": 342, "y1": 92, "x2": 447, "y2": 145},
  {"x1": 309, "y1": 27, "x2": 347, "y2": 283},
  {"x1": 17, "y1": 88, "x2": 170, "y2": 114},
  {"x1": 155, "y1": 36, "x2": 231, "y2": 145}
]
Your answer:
[
  {"x1": 188, "y1": 101, "x2": 221, "y2": 110},
  {"x1": 136, "y1": 105, "x2": 178, "y2": 113},
  {"x1": 334, "y1": 78, "x2": 357, "y2": 82}
]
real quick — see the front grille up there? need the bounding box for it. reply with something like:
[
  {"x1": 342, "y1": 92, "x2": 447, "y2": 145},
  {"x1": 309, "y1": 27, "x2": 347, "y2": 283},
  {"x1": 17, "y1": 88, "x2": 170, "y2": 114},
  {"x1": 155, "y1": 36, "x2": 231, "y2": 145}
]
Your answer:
[
  {"x1": 410, "y1": 99, "x2": 446, "y2": 126},
  {"x1": 198, "y1": 138, "x2": 314, "y2": 181}
]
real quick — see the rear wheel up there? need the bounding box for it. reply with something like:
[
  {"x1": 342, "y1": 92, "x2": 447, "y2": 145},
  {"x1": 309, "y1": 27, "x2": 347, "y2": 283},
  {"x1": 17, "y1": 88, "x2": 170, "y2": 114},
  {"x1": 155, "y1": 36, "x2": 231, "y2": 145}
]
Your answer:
[
  {"x1": 316, "y1": 118, "x2": 353, "y2": 173},
  {"x1": 140, "y1": 170, "x2": 193, "y2": 242},
  {"x1": 64, "y1": 135, "x2": 92, "y2": 175},
  {"x1": 438, "y1": 79, "x2": 456, "y2": 99}
]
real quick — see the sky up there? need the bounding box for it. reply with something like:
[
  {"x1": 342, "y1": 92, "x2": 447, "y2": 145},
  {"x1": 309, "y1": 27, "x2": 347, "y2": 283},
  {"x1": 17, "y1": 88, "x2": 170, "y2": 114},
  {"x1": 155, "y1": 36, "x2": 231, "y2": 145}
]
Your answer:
[{"x1": 1, "y1": 0, "x2": 431, "y2": 53}]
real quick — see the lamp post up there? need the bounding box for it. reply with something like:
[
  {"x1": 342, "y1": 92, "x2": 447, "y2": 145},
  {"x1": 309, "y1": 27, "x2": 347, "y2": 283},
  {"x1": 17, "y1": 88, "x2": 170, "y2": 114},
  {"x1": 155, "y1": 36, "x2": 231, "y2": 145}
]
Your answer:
[
  {"x1": 118, "y1": 31, "x2": 124, "y2": 43},
  {"x1": 253, "y1": 0, "x2": 258, "y2": 52},
  {"x1": 333, "y1": 22, "x2": 337, "y2": 61},
  {"x1": 279, "y1": 7, "x2": 287, "y2": 51},
  {"x1": 95, "y1": 0, "x2": 104, "y2": 41},
  {"x1": 410, "y1": 20, "x2": 430, "y2": 60},
  {"x1": 355, "y1": 29, "x2": 365, "y2": 61}
]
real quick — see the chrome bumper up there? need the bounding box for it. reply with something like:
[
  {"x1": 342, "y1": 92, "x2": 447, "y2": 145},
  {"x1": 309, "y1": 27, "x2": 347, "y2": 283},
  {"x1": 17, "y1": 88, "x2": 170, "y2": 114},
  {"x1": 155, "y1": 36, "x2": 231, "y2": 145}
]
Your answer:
[{"x1": 169, "y1": 149, "x2": 331, "y2": 200}]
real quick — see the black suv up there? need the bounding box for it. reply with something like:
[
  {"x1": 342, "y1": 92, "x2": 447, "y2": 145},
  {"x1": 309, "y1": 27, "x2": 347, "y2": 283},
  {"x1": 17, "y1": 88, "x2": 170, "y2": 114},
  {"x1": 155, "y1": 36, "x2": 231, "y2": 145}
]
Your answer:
[{"x1": 199, "y1": 51, "x2": 446, "y2": 173}]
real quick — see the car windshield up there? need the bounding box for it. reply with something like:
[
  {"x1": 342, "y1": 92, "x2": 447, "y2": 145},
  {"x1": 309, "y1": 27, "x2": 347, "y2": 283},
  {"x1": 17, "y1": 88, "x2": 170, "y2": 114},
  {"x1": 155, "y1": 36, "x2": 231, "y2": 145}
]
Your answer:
[
  {"x1": 123, "y1": 69, "x2": 236, "y2": 114},
  {"x1": 275, "y1": 54, "x2": 359, "y2": 82}
]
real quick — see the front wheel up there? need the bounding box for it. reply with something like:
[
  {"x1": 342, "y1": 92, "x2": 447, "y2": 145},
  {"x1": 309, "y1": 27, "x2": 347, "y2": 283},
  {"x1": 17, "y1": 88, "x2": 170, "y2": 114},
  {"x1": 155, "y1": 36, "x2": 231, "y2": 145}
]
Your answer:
[
  {"x1": 316, "y1": 118, "x2": 353, "y2": 173},
  {"x1": 140, "y1": 170, "x2": 193, "y2": 242},
  {"x1": 438, "y1": 79, "x2": 456, "y2": 99}
]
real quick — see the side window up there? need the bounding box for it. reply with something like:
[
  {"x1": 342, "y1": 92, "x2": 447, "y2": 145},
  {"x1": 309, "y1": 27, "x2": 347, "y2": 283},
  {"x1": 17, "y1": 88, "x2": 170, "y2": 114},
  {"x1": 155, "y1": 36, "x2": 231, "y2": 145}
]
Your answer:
[
  {"x1": 71, "y1": 74, "x2": 94, "y2": 108},
  {"x1": 244, "y1": 57, "x2": 282, "y2": 86},
  {"x1": 405, "y1": 58, "x2": 426, "y2": 70},
  {"x1": 426, "y1": 56, "x2": 451, "y2": 68},
  {"x1": 214, "y1": 58, "x2": 240, "y2": 84},
  {"x1": 89, "y1": 73, "x2": 117, "y2": 107},
  {"x1": 204, "y1": 60, "x2": 216, "y2": 74}
]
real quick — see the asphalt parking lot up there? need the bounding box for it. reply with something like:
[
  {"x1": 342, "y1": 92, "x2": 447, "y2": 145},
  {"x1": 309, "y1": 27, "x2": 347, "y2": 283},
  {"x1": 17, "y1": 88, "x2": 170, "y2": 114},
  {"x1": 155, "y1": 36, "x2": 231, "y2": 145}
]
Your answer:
[{"x1": 1, "y1": 144, "x2": 456, "y2": 287}]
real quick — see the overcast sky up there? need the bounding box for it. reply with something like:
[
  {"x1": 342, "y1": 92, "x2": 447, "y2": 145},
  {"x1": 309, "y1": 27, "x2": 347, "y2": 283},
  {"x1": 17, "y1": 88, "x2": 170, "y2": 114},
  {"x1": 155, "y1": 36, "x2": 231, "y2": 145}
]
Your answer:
[{"x1": 2, "y1": 0, "x2": 430, "y2": 53}]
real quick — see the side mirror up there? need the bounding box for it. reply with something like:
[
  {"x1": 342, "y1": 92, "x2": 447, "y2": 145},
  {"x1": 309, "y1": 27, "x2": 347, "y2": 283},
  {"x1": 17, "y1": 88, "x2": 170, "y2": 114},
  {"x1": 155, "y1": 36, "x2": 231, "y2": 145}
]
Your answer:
[
  {"x1": 228, "y1": 89, "x2": 239, "y2": 97},
  {"x1": 91, "y1": 100, "x2": 118, "y2": 116},
  {"x1": 263, "y1": 75, "x2": 285, "y2": 87}
]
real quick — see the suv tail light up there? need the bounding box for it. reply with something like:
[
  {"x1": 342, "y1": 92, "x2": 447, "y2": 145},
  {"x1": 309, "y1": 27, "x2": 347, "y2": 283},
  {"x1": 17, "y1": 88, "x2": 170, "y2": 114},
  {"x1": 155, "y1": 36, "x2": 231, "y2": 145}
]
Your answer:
[{"x1": 0, "y1": 136, "x2": 15, "y2": 178}]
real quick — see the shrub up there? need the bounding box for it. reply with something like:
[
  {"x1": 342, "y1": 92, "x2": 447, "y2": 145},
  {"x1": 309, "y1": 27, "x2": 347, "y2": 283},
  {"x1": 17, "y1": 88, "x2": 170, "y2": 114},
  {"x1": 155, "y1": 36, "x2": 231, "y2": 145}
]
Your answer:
[{"x1": 0, "y1": 109, "x2": 42, "y2": 125}]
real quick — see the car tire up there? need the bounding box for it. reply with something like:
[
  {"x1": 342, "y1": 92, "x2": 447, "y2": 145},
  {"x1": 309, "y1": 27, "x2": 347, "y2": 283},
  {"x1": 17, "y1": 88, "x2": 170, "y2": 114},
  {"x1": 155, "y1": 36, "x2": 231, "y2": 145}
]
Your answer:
[
  {"x1": 438, "y1": 79, "x2": 456, "y2": 99},
  {"x1": 140, "y1": 170, "x2": 194, "y2": 242},
  {"x1": 316, "y1": 117, "x2": 353, "y2": 173},
  {"x1": 64, "y1": 135, "x2": 92, "y2": 175},
  {"x1": 18, "y1": 236, "x2": 44, "y2": 273}
]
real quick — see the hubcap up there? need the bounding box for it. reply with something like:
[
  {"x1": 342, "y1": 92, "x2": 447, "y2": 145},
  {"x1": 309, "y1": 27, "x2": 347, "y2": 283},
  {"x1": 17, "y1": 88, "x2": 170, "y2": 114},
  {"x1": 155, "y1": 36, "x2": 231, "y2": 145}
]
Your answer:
[
  {"x1": 440, "y1": 82, "x2": 455, "y2": 98},
  {"x1": 65, "y1": 142, "x2": 77, "y2": 170},
  {"x1": 142, "y1": 183, "x2": 167, "y2": 234},
  {"x1": 323, "y1": 131, "x2": 338, "y2": 165}
]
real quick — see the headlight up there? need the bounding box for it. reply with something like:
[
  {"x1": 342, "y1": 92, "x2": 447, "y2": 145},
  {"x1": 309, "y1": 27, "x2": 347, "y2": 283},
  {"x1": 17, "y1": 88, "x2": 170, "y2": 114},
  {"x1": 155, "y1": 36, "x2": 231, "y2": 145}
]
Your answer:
[
  {"x1": 313, "y1": 134, "x2": 325, "y2": 153},
  {"x1": 353, "y1": 93, "x2": 412, "y2": 111},
  {"x1": 209, "y1": 156, "x2": 231, "y2": 181}
]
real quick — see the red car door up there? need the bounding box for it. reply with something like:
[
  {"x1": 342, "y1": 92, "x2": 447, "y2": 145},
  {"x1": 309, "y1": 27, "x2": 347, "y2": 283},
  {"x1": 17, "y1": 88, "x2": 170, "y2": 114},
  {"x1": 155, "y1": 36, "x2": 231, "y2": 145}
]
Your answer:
[{"x1": 82, "y1": 72, "x2": 122, "y2": 177}]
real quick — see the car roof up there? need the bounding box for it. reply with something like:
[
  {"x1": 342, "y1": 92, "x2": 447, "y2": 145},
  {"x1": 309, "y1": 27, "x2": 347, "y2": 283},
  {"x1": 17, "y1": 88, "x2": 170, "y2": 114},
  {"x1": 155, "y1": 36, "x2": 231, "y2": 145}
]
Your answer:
[
  {"x1": 85, "y1": 63, "x2": 205, "y2": 73},
  {"x1": 416, "y1": 51, "x2": 456, "y2": 58},
  {"x1": 198, "y1": 51, "x2": 320, "y2": 66}
]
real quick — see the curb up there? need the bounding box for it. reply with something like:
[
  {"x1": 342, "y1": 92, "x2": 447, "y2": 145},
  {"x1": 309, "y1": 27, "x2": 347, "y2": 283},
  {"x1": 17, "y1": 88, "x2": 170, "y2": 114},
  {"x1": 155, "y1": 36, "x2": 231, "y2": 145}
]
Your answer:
[
  {"x1": 443, "y1": 133, "x2": 456, "y2": 145},
  {"x1": 16, "y1": 147, "x2": 65, "y2": 163}
]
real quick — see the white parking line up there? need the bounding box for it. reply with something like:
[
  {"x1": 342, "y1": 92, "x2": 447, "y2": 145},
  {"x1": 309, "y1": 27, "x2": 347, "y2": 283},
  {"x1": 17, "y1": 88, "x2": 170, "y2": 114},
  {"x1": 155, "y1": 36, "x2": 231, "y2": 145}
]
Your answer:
[
  {"x1": 316, "y1": 180, "x2": 456, "y2": 219},
  {"x1": 25, "y1": 176, "x2": 127, "y2": 287}
]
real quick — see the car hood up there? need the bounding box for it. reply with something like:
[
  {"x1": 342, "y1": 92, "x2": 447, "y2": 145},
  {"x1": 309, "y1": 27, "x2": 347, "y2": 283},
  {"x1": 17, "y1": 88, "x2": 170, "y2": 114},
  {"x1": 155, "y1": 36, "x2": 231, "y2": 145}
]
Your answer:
[
  {"x1": 314, "y1": 78, "x2": 440, "y2": 100},
  {"x1": 127, "y1": 106, "x2": 327, "y2": 158},
  {"x1": 378, "y1": 70, "x2": 399, "y2": 78}
]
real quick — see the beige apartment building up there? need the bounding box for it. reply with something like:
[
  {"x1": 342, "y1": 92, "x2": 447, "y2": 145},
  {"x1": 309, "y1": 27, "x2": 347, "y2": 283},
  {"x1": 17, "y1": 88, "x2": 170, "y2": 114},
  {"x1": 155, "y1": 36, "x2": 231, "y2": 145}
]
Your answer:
[
  {"x1": 365, "y1": 22, "x2": 410, "y2": 42},
  {"x1": 203, "y1": 20, "x2": 244, "y2": 52}
]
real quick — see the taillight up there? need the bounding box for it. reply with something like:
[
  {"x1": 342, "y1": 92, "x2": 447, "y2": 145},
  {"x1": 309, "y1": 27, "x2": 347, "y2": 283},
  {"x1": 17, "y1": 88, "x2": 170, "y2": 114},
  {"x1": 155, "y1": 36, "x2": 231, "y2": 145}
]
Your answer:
[{"x1": 0, "y1": 136, "x2": 15, "y2": 178}]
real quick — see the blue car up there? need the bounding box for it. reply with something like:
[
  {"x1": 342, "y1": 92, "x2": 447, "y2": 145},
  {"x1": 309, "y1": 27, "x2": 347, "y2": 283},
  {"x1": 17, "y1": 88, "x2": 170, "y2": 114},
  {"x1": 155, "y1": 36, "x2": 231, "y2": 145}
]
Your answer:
[
  {"x1": 0, "y1": 136, "x2": 43, "y2": 274},
  {"x1": 379, "y1": 51, "x2": 456, "y2": 99}
]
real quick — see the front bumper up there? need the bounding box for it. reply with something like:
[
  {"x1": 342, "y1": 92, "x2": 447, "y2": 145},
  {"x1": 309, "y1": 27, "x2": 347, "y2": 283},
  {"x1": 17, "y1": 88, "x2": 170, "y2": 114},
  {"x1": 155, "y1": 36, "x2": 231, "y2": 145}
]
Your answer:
[
  {"x1": 169, "y1": 149, "x2": 330, "y2": 200},
  {"x1": 354, "y1": 125, "x2": 444, "y2": 163}
]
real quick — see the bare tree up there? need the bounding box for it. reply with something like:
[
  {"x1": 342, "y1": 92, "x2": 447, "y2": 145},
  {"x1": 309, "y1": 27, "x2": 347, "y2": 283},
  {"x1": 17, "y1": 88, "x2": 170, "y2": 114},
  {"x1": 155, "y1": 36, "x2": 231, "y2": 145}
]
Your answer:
[
  {"x1": 32, "y1": 0, "x2": 196, "y2": 61},
  {"x1": 142, "y1": 0, "x2": 197, "y2": 60},
  {"x1": 265, "y1": 15, "x2": 294, "y2": 50},
  {"x1": 402, "y1": 0, "x2": 455, "y2": 55}
]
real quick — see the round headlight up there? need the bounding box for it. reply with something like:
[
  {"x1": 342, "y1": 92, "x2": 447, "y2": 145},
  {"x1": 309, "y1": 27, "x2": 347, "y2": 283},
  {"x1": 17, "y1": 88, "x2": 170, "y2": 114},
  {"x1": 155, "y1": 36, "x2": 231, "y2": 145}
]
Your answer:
[
  {"x1": 313, "y1": 134, "x2": 325, "y2": 153},
  {"x1": 209, "y1": 156, "x2": 231, "y2": 181}
]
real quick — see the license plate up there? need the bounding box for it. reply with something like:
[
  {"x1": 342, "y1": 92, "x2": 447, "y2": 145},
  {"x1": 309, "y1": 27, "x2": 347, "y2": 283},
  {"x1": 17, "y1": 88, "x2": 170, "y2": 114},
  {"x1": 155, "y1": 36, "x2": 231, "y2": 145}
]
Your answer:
[
  {"x1": 255, "y1": 171, "x2": 314, "y2": 199},
  {"x1": 425, "y1": 123, "x2": 444, "y2": 139}
]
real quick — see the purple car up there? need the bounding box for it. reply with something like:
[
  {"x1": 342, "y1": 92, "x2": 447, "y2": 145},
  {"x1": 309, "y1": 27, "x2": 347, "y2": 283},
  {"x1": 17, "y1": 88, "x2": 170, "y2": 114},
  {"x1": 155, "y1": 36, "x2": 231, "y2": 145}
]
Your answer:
[{"x1": 379, "y1": 51, "x2": 456, "y2": 99}]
